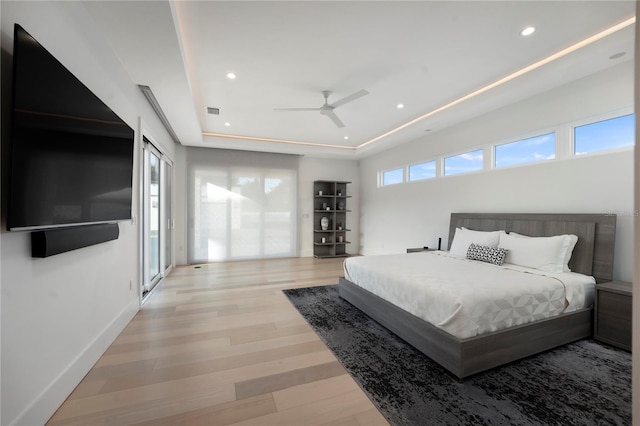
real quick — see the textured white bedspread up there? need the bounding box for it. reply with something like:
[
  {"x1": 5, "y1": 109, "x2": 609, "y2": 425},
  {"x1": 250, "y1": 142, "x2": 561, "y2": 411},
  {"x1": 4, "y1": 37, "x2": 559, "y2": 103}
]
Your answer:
[{"x1": 343, "y1": 251, "x2": 595, "y2": 339}]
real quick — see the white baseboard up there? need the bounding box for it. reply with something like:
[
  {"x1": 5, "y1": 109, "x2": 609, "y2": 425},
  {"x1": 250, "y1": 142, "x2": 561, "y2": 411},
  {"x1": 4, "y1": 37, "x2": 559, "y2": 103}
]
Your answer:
[{"x1": 10, "y1": 300, "x2": 139, "y2": 426}]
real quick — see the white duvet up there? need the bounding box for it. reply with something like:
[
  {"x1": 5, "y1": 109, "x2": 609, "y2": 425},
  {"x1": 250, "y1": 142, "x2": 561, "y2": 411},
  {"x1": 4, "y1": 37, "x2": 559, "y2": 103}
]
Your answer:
[{"x1": 343, "y1": 251, "x2": 595, "y2": 339}]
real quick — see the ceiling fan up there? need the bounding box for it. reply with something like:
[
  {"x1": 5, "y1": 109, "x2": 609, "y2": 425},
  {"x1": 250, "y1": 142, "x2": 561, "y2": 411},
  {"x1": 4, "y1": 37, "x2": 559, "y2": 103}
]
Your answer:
[{"x1": 273, "y1": 89, "x2": 369, "y2": 128}]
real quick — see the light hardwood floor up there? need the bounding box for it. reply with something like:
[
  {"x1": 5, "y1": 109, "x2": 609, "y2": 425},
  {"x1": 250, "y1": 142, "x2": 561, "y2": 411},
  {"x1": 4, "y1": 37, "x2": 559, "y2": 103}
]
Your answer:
[{"x1": 47, "y1": 257, "x2": 389, "y2": 425}]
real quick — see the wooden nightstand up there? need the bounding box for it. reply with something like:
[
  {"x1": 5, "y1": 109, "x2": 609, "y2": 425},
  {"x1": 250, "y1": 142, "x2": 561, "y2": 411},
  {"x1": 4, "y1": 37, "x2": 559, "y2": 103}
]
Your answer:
[
  {"x1": 594, "y1": 280, "x2": 632, "y2": 351},
  {"x1": 406, "y1": 247, "x2": 436, "y2": 253}
]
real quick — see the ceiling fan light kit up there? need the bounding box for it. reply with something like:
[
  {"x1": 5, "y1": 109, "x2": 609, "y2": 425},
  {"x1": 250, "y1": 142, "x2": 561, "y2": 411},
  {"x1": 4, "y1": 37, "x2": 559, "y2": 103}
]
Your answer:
[{"x1": 274, "y1": 89, "x2": 369, "y2": 128}]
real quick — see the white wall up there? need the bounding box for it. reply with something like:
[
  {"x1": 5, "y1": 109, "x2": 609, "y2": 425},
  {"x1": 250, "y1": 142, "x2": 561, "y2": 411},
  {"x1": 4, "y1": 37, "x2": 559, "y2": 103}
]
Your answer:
[
  {"x1": 359, "y1": 61, "x2": 634, "y2": 282},
  {"x1": 173, "y1": 144, "x2": 188, "y2": 266},
  {"x1": 298, "y1": 157, "x2": 360, "y2": 257},
  {"x1": 1, "y1": 2, "x2": 178, "y2": 424}
]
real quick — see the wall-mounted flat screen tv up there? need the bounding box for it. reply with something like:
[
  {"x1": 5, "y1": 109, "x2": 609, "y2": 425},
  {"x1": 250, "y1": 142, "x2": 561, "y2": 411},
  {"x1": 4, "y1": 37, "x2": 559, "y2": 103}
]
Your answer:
[{"x1": 8, "y1": 24, "x2": 135, "y2": 231}]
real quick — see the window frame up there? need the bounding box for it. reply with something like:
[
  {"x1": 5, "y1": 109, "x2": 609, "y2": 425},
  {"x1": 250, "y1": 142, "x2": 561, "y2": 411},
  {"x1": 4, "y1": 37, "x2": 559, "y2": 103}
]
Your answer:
[
  {"x1": 380, "y1": 167, "x2": 404, "y2": 187},
  {"x1": 443, "y1": 148, "x2": 484, "y2": 177},
  {"x1": 493, "y1": 131, "x2": 557, "y2": 170},
  {"x1": 408, "y1": 160, "x2": 437, "y2": 182},
  {"x1": 571, "y1": 110, "x2": 635, "y2": 157}
]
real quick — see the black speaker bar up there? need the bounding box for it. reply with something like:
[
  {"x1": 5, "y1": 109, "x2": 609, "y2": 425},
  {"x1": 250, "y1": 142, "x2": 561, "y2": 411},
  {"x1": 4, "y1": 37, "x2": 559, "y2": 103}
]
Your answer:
[{"x1": 31, "y1": 223, "x2": 120, "y2": 258}]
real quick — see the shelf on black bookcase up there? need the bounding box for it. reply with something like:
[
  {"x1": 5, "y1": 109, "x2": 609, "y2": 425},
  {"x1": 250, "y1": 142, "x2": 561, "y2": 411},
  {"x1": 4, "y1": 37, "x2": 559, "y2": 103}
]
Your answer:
[{"x1": 313, "y1": 180, "x2": 351, "y2": 259}]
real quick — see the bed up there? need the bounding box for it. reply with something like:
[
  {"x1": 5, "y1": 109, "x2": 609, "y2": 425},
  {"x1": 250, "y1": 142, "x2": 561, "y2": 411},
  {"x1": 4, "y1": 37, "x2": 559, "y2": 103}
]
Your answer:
[{"x1": 338, "y1": 213, "x2": 616, "y2": 379}]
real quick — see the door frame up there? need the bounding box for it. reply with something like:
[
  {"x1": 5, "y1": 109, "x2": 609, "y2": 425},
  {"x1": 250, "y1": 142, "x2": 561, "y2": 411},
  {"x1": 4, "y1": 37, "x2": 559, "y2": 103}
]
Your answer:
[{"x1": 138, "y1": 124, "x2": 174, "y2": 305}]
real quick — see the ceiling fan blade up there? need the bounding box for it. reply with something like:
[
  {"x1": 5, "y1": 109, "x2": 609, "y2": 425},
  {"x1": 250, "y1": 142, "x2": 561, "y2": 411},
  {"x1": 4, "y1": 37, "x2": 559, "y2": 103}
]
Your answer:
[
  {"x1": 322, "y1": 110, "x2": 345, "y2": 128},
  {"x1": 329, "y1": 89, "x2": 369, "y2": 109},
  {"x1": 273, "y1": 107, "x2": 321, "y2": 111}
]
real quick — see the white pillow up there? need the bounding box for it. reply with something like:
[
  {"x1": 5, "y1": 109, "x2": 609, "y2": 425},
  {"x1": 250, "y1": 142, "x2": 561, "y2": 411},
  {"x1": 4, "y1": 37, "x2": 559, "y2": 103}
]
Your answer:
[
  {"x1": 563, "y1": 234, "x2": 579, "y2": 271},
  {"x1": 509, "y1": 232, "x2": 578, "y2": 272},
  {"x1": 449, "y1": 227, "x2": 504, "y2": 257},
  {"x1": 498, "y1": 233, "x2": 572, "y2": 273}
]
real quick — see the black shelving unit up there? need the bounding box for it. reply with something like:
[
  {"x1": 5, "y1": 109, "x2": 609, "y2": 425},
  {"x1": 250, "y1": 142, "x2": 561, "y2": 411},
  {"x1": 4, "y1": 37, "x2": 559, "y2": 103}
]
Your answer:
[{"x1": 313, "y1": 180, "x2": 351, "y2": 258}]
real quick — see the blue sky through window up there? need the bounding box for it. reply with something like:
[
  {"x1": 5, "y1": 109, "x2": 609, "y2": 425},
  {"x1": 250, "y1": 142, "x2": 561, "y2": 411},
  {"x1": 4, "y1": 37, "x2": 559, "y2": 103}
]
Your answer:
[
  {"x1": 383, "y1": 168, "x2": 403, "y2": 185},
  {"x1": 444, "y1": 149, "x2": 483, "y2": 176},
  {"x1": 495, "y1": 133, "x2": 556, "y2": 168},
  {"x1": 409, "y1": 161, "x2": 436, "y2": 181},
  {"x1": 575, "y1": 114, "x2": 634, "y2": 155},
  {"x1": 379, "y1": 114, "x2": 633, "y2": 186}
]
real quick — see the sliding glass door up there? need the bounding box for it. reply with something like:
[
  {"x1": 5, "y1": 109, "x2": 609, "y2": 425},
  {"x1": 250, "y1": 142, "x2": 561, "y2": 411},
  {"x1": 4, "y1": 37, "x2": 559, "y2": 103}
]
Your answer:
[
  {"x1": 189, "y1": 167, "x2": 296, "y2": 263},
  {"x1": 186, "y1": 148, "x2": 298, "y2": 264},
  {"x1": 142, "y1": 138, "x2": 173, "y2": 299}
]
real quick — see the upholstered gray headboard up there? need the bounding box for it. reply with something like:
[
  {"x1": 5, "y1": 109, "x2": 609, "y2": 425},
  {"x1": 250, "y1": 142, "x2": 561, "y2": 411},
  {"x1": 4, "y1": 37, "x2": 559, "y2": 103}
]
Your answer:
[{"x1": 448, "y1": 213, "x2": 616, "y2": 283}]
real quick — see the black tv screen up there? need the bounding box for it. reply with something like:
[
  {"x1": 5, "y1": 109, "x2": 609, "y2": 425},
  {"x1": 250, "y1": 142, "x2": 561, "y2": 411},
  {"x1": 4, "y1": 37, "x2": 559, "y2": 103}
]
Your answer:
[{"x1": 8, "y1": 24, "x2": 135, "y2": 231}]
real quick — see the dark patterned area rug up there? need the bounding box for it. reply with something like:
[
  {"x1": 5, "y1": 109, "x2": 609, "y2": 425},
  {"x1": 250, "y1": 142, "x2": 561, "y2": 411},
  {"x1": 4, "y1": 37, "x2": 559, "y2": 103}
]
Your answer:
[{"x1": 283, "y1": 285, "x2": 631, "y2": 426}]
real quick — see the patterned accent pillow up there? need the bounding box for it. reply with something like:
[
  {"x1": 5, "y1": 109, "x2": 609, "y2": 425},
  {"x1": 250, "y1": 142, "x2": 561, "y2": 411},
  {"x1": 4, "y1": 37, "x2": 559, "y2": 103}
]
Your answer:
[{"x1": 466, "y1": 243, "x2": 508, "y2": 265}]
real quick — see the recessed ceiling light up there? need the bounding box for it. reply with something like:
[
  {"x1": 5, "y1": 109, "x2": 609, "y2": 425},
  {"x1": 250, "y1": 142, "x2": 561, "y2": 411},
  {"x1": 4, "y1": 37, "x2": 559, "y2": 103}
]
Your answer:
[
  {"x1": 397, "y1": 103, "x2": 404, "y2": 109},
  {"x1": 226, "y1": 72, "x2": 237, "y2": 79},
  {"x1": 609, "y1": 52, "x2": 626, "y2": 60},
  {"x1": 203, "y1": 17, "x2": 634, "y2": 154},
  {"x1": 521, "y1": 26, "x2": 536, "y2": 36},
  {"x1": 344, "y1": 136, "x2": 349, "y2": 140},
  {"x1": 224, "y1": 122, "x2": 231, "y2": 126}
]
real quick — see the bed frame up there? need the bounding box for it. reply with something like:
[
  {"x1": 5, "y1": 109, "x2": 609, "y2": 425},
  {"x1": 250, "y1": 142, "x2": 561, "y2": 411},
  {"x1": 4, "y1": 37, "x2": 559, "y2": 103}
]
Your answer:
[{"x1": 338, "y1": 213, "x2": 617, "y2": 380}]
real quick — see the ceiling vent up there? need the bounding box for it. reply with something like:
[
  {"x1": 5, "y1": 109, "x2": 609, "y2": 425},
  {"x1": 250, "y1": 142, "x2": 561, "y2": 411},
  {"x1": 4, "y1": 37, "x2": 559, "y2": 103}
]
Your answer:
[{"x1": 207, "y1": 107, "x2": 220, "y2": 115}]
